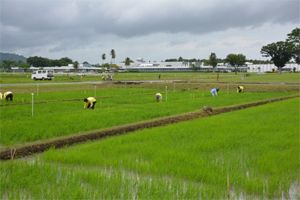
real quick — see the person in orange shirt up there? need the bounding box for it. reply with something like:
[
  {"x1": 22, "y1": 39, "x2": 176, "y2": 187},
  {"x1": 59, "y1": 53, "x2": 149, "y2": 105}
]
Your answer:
[{"x1": 84, "y1": 97, "x2": 97, "y2": 109}]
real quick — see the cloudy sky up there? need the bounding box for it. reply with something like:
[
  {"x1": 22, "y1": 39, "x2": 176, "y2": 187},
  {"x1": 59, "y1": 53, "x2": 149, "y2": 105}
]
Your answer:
[{"x1": 1, "y1": 0, "x2": 299, "y2": 64}]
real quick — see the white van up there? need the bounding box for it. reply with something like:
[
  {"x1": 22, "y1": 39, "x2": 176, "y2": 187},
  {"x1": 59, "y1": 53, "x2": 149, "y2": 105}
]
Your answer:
[{"x1": 31, "y1": 70, "x2": 54, "y2": 80}]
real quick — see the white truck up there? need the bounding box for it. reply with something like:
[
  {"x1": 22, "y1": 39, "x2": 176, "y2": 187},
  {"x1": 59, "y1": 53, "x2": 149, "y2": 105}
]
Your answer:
[{"x1": 31, "y1": 70, "x2": 54, "y2": 80}]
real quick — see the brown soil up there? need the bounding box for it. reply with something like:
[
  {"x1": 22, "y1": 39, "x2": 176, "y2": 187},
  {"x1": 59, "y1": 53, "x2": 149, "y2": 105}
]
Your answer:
[{"x1": 1, "y1": 95, "x2": 299, "y2": 161}]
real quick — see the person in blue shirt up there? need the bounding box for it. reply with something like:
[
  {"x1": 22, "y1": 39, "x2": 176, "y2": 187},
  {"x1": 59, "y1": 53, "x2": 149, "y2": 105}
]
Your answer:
[{"x1": 211, "y1": 88, "x2": 219, "y2": 96}]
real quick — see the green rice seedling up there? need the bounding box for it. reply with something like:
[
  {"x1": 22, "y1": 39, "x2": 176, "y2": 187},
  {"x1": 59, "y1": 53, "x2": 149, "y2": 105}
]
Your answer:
[
  {"x1": 38, "y1": 97, "x2": 299, "y2": 199},
  {"x1": 0, "y1": 90, "x2": 298, "y2": 146}
]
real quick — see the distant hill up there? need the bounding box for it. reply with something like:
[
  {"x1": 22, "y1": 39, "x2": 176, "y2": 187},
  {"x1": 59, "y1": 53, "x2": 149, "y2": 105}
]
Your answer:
[{"x1": 0, "y1": 52, "x2": 27, "y2": 63}]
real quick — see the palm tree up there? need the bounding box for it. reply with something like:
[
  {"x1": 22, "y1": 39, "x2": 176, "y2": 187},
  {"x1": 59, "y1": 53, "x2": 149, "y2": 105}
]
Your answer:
[
  {"x1": 101, "y1": 54, "x2": 106, "y2": 65},
  {"x1": 110, "y1": 49, "x2": 116, "y2": 64},
  {"x1": 209, "y1": 53, "x2": 218, "y2": 73},
  {"x1": 125, "y1": 57, "x2": 131, "y2": 72},
  {"x1": 73, "y1": 61, "x2": 79, "y2": 72}
]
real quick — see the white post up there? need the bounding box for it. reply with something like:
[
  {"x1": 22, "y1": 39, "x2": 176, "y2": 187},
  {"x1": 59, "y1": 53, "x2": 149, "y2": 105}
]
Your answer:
[
  {"x1": 174, "y1": 82, "x2": 175, "y2": 92},
  {"x1": 227, "y1": 84, "x2": 229, "y2": 94},
  {"x1": 94, "y1": 85, "x2": 96, "y2": 97},
  {"x1": 31, "y1": 93, "x2": 34, "y2": 117},
  {"x1": 165, "y1": 86, "x2": 168, "y2": 102}
]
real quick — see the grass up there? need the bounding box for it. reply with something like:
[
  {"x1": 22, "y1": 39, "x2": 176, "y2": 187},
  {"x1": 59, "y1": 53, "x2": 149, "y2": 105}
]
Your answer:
[
  {"x1": 1, "y1": 97, "x2": 299, "y2": 199},
  {"x1": 0, "y1": 89, "x2": 297, "y2": 147},
  {"x1": 0, "y1": 72, "x2": 299, "y2": 84}
]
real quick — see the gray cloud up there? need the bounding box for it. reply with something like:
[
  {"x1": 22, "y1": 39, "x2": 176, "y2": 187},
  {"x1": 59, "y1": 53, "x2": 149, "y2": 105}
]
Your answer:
[{"x1": 0, "y1": 0, "x2": 299, "y2": 63}]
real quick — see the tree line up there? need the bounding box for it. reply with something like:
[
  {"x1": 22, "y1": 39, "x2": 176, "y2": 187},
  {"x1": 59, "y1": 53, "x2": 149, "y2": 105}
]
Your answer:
[{"x1": 1, "y1": 28, "x2": 298, "y2": 73}]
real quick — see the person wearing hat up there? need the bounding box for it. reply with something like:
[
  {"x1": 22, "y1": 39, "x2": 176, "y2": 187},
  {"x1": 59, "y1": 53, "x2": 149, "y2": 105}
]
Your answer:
[
  {"x1": 156, "y1": 93, "x2": 162, "y2": 102},
  {"x1": 83, "y1": 97, "x2": 97, "y2": 109},
  {"x1": 211, "y1": 88, "x2": 219, "y2": 96},
  {"x1": 237, "y1": 86, "x2": 244, "y2": 93},
  {"x1": 2, "y1": 91, "x2": 13, "y2": 101}
]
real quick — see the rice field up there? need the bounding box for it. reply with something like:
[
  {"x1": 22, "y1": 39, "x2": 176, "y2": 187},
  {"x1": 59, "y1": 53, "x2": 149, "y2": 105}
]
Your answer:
[
  {"x1": 0, "y1": 73, "x2": 299, "y2": 199},
  {"x1": 0, "y1": 87, "x2": 297, "y2": 147},
  {"x1": 1, "y1": 97, "x2": 299, "y2": 199}
]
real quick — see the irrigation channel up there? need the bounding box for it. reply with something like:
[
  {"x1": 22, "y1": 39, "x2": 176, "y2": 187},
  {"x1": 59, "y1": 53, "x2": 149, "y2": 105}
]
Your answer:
[{"x1": 1, "y1": 94, "x2": 299, "y2": 161}]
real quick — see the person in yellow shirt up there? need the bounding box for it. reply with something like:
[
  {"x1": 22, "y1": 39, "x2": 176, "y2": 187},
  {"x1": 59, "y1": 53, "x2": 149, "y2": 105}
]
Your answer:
[
  {"x1": 237, "y1": 86, "x2": 244, "y2": 93},
  {"x1": 3, "y1": 91, "x2": 13, "y2": 101},
  {"x1": 84, "y1": 97, "x2": 97, "y2": 109},
  {"x1": 156, "y1": 93, "x2": 162, "y2": 102}
]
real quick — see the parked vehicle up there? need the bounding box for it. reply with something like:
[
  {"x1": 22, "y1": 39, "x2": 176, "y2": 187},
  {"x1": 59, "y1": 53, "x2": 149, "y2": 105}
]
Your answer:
[
  {"x1": 77, "y1": 73, "x2": 86, "y2": 76},
  {"x1": 31, "y1": 70, "x2": 54, "y2": 80}
]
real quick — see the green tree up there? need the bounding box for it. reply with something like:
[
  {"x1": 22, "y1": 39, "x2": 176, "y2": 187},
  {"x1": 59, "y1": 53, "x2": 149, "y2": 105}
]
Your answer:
[
  {"x1": 190, "y1": 64, "x2": 201, "y2": 72},
  {"x1": 18, "y1": 61, "x2": 30, "y2": 71},
  {"x1": 286, "y1": 27, "x2": 300, "y2": 64},
  {"x1": 51, "y1": 59, "x2": 61, "y2": 66},
  {"x1": 73, "y1": 61, "x2": 79, "y2": 72},
  {"x1": 110, "y1": 49, "x2": 116, "y2": 64},
  {"x1": 2, "y1": 60, "x2": 15, "y2": 71},
  {"x1": 225, "y1": 54, "x2": 246, "y2": 74},
  {"x1": 102, "y1": 54, "x2": 106, "y2": 65},
  {"x1": 260, "y1": 41, "x2": 293, "y2": 73},
  {"x1": 27, "y1": 56, "x2": 50, "y2": 67},
  {"x1": 209, "y1": 53, "x2": 218, "y2": 73},
  {"x1": 59, "y1": 57, "x2": 73, "y2": 66},
  {"x1": 125, "y1": 57, "x2": 131, "y2": 71}
]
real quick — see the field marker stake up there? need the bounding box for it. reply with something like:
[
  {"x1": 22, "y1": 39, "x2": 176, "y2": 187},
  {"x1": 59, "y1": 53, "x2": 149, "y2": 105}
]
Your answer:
[
  {"x1": 10, "y1": 148, "x2": 16, "y2": 174},
  {"x1": 165, "y1": 86, "x2": 167, "y2": 102},
  {"x1": 227, "y1": 173, "x2": 230, "y2": 197},
  {"x1": 31, "y1": 93, "x2": 34, "y2": 117},
  {"x1": 174, "y1": 82, "x2": 175, "y2": 92},
  {"x1": 227, "y1": 84, "x2": 229, "y2": 94},
  {"x1": 37, "y1": 84, "x2": 39, "y2": 97},
  {"x1": 94, "y1": 85, "x2": 96, "y2": 97}
]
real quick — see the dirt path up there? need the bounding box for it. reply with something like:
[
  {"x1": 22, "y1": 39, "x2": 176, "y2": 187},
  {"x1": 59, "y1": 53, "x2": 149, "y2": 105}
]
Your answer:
[{"x1": 1, "y1": 95, "x2": 299, "y2": 161}]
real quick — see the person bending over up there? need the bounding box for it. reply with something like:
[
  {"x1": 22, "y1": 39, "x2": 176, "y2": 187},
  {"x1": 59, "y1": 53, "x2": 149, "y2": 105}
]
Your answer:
[
  {"x1": 156, "y1": 93, "x2": 162, "y2": 102},
  {"x1": 237, "y1": 86, "x2": 244, "y2": 93},
  {"x1": 210, "y1": 88, "x2": 219, "y2": 97},
  {"x1": 84, "y1": 97, "x2": 97, "y2": 109}
]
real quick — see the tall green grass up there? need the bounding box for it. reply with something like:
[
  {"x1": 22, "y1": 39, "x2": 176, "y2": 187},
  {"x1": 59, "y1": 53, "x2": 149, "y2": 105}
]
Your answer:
[{"x1": 1, "y1": 98, "x2": 299, "y2": 199}]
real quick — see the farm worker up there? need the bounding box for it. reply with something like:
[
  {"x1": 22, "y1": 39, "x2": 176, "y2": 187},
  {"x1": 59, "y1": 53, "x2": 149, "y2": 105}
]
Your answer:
[
  {"x1": 84, "y1": 97, "x2": 97, "y2": 110},
  {"x1": 210, "y1": 88, "x2": 219, "y2": 97},
  {"x1": 156, "y1": 93, "x2": 162, "y2": 102},
  {"x1": 3, "y1": 91, "x2": 13, "y2": 101},
  {"x1": 237, "y1": 86, "x2": 244, "y2": 93}
]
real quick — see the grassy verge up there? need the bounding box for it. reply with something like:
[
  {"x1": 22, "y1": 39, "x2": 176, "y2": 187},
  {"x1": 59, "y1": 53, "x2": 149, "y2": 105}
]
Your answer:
[{"x1": 1, "y1": 72, "x2": 299, "y2": 84}]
